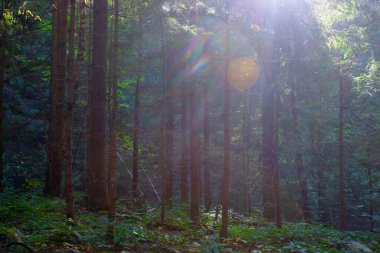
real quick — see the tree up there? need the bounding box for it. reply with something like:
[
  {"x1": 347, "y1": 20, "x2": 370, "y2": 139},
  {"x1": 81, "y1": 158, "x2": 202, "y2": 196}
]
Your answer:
[
  {"x1": 220, "y1": 8, "x2": 231, "y2": 238},
  {"x1": 132, "y1": 13, "x2": 143, "y2": 201},
  {"x1": 204, "y1": 81, "x2": 211, "y2": 211},
  {"x1": 339, "y1": 71, "x2": 347, "y2": 230},
  {"x1": 88, "y1": 0, "x2": 108, "y2": 210},
  {"x1": 180, "y1": 82, "x2": 189, "y2": 203},
  {"x1": 190, "y1": 82, "x2": 200, "y2": 221},
  {"x1": 108, "y1": 0, "x2": 119, "y2": 218},
  {"x1": 64, "y1": 0, "x2": 78, "y2": 218},
  {"x1": 46, "y1": 0, "x2": 68, "y2": 197}
]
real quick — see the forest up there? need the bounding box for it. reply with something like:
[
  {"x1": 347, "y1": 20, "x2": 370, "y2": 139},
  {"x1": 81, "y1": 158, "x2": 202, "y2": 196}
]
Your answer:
[{"x1": 0, "y1": 0, "x2": 380, "y2": 252}]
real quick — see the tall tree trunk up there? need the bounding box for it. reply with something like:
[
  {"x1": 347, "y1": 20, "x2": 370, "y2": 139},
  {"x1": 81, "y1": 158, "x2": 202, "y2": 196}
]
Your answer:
[
  {"x1": 85, "y1": 0, "x2": 92, "y2": 198},
  {"x1": 88, "y1": 0, "x2": 108, "y2": 210},
  {"x1": 0, "y1": 39, "x2": 4, "y2": 192},
  {"x1": 262, "y1": 84, "x2": 275, "y2": 221},
  {"x1": 220, "y1": 11, "x2": 231, "y2": 238},
  {"x1": 311, "y1": 122, "x2": 327, "y2": 223},
  {"x1": 46, "y1": 0, "x2": 68, "y2": 197},
  {"x1": 180, "y1": 83, "x2": 189, "y2": 203},
  {"x1": 65, "y1": 0, "x2": 77, "y2": 219},
  {"x1": 159, "y1": 15, "x2": 167, "y2": 222},
  {"x1": 367, "y1": 148, "x2": 374, "y2": 231},
  {"x1": 242, "y1": 90, "x2": 254, "y2": 214},
  {"x1": 274, "y1": 85, "x2": 282, "y2": 228},
  {"x1": 132, "y1": 14, "x2": 142, "y2": 201},
  {"x1": 190, "y1": 83, "x2": 200, "y2": 221},
  {"x1": 108, "y1": 0, "x2": 119, "y2": 219},
  {"x1": 338, "y1": 72, "x2": 347, "y2": 230},
  {"x1": 204, "y1": 82, "x2": 211, "y2": 211},
  {"x1": 289, "y1": 58, "x2": 310, "y2": 221},
  {"x1": 165, "y1": 54, "x2": 174, "y2": 205}
]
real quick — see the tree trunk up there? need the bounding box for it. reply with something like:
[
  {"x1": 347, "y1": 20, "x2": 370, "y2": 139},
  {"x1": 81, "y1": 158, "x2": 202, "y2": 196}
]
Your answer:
[
  {"x1": 85, "y1": 0, "x2": 92, "y2": 198},
  {"x1": 165, "y1": 54, "x2": 175, "y2": 205},
  {"x1": 88, "y1": 0, "x2": 108, "y2": 210},
  {"x1": 262, "y1": 84, "x2": 275, "y2": 221},
  {"x1": 0, "y1": 40, "x2": 4, "y2": 192},
  {"x1": 242, "y1": 91, "x2": 253, "y2": 214},
  {"x1": 65, "y1": 0, "x2": 77, "y2": 219},
  {"x1": 274, "y1": 85, "x2": 282, "y2": 228},
  {"x1": 108, "y1": 0, "x2": 119, "y2": 219},
  {"x1": 46, "y1": 0, "x2": 68, "y2": 197},
  {"x1": 132, "y1": 14, "x2": 142, "y2": 201},
  {"x1": 311, "y1": 122, "x2": 327, "y2": 223},
  {"x1": 180, "y1": 82, "x2": 189, "y2": 203},
  {"x1": 220, "y1": 11, "x2": 231, "y2": 238},
  {"x1": 159, "y1": 15, "x2": 167, "y2": 222},
  {"x1": 367, "y1": 148, "x2": 374, "y2": 231},
  {"x1": 204, "y1": 82, "x2": 211, "y2": 211},
  {"x1": 289, "y1": 60, "x2": 310, "y2": 221},
  {"x1": 338, "y1": 72, "x2": 347, "y2": 230},
  {"x1": 190, "y1": 83, "x2": 200, "y2": 221}
]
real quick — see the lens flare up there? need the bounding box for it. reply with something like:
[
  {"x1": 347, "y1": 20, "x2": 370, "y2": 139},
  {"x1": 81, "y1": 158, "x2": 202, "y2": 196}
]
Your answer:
[
  {"x1": 184, "y1": 34, "x2": 211, "y2": 77},
  {"x1": 227, "y1": 57, "x2": 259, "y2": 90}
]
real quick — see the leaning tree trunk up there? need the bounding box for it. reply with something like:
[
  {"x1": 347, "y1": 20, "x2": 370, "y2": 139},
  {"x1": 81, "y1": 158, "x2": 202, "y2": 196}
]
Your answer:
[
  {"x1": 88, "y1": 0, "x2": 108, "y2": 210},
  {"x1": 108, "y1": 0, "x2": 119, "y2": 218},
  {"x1": 220, "y1": 11, "x2": 231, "y2": 238},
  {"x1": 46, "y1": 0, "x2": 68, "y2": 197}
]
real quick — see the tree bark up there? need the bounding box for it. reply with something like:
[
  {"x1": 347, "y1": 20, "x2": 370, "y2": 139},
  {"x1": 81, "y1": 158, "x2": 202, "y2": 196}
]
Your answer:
[
  {"x1": 204, "y1": 82, "x2": 211, "y2": 211},
  {"x1": 311, "y1": 122, "x2": 328, "y2": 223},
  {"x1": 108, "y1": 0, "x2": 119, "y2": 219},
  {"x1": 190, "y1": 83, "x2": 200, "y2": 221},
  {"x1": 88, "y1": 0, "x2": 108, "y2": 210},
  {"x1": 180, "y1": 82, "x2": 189, "y2": 203},
  {"x1": 338, "y1": 72, "x2": 347, "y2": 230},
  {"x1": 132, "y1": 14, "x2": 142, "y2": 201},
  {"x1": 85, "y1": 0, "x2": 93, "y2": 198},
  {"x1": 262, "y1": 83, "x2": 275, "y2": 221},
  {"x1": 46, "y1": 0, "x2": 68, "y2": 197},
  {"x1": 159, "y1": 15, "x2": 167, "y2": 222},
  {"x1": 165, "y1": 54, "x2": 175, "y2": 205},
  {"x1": 289, "y1": 58, "x2": 310, "y2": 221},
  {"x1": 64, "y1": 0, "x2": 77, "y2": 219},
  {"x1": 0, "y1": 39, "x2": 4, "y2": 192},
  {"x1": 367, "y1": 148, "x2": 374, "y2": 231},
  {"x1": 220, "y1": 11, "x2": 231, "y2": 238},
  {"x1": 274, "y1": 85, "x2": 282, "y2": 228}
]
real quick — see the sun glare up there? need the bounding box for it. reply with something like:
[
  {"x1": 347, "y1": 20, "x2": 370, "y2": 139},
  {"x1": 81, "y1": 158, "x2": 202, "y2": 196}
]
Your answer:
[{"x1": 227, "y1": 57, "x2": 259, "y2": 90}]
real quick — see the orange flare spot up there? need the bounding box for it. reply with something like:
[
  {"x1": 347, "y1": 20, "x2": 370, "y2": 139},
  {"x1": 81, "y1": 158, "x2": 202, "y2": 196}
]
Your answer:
[{"x1": 228, "y1": 57, "x2": 259, "y2": 90}]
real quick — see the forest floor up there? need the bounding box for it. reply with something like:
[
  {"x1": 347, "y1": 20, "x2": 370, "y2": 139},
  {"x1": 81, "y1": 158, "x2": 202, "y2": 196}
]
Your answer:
[{"x1": 0, "y1": 192, "x2": 379, "y2": 253}]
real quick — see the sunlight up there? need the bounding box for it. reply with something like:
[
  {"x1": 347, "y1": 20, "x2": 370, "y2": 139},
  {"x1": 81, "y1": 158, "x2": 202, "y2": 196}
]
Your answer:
[{"x1": 228, "y1": 57, "x2": 259, "y2": 90}]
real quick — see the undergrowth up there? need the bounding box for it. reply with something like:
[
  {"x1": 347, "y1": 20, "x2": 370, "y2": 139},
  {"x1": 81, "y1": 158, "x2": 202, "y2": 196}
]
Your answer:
[{"x1": 0, "y1": 192, "x2": 379, "y2": 252}]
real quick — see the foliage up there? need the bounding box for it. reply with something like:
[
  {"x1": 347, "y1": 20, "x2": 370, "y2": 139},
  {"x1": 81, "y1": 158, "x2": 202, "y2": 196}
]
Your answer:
[{"x1": 0, "y1": 193, "x2": 379, "y2": 252}]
